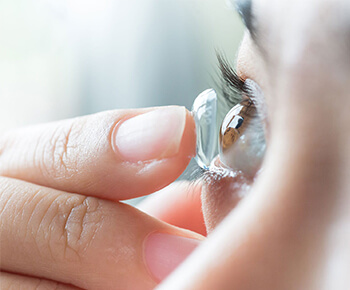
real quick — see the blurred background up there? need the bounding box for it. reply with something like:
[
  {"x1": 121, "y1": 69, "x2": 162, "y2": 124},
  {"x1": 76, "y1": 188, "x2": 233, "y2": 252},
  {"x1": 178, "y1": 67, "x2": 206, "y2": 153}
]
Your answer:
[{"x1": 0, "y1": 0, "x2": 243, "y2": 133}]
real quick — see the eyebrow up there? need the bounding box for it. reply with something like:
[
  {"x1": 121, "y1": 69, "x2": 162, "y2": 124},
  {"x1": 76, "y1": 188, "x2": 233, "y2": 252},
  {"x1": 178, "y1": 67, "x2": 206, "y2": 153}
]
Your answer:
[
  {"x1": 235, "y1": 0, "x2": 254, "y2": 32},
  {"x1": 235, "y1": 0, "x2": 262, "y2": 50}
]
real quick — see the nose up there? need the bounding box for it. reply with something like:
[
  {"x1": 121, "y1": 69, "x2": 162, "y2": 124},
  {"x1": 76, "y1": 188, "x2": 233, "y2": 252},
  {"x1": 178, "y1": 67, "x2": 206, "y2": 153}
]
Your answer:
[
  {"x1": 203, "y1": 0, "x2": 350, "y2": 242},
  {"x1": 199, "y1": 1, "x2": 350, "y2": 287}
]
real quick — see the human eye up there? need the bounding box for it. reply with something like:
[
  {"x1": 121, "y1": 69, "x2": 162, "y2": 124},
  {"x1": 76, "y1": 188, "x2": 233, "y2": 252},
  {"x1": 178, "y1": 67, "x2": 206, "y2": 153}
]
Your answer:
[
  {"x1": 217, "y1": 55, "x2": 266, "y2": 178},
  {"x1": 192, "y1": 54, "x2": 267, "y2": 179}
]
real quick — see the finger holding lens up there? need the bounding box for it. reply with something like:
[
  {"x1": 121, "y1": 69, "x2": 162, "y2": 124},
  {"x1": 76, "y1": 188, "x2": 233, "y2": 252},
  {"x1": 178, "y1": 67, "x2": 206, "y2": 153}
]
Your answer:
[{"x1": 0, "y1": 106, "x2": 196, "y2": 201}]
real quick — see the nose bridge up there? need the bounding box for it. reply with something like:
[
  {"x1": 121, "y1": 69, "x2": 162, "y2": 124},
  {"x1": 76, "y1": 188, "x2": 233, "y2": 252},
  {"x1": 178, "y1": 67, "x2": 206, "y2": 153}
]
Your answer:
[
  {"x1": 271, "y1": 0, "x2": 350, "y2": 84},
  {"x1": 267, "y1": 1, "x2": 350, "y2": 159},
  {"x1": 269, "y1": 73, "x2": 346, "y2": 198}
]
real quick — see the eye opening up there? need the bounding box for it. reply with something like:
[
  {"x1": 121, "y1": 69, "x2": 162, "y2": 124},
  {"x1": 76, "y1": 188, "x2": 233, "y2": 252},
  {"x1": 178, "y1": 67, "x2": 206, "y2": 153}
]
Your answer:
[
  {"x1": 191, "y1": 54, "x2": 266, "y2": 180},
  {"x1": 215, "y1": 54, "x2": 267, "y2": 177},
  {"x1": 220, "y1": 98, "x2": 257, "y2": 152},
  {"x1": 217, "y1": 54, "x2": 267, "y2": 131}
]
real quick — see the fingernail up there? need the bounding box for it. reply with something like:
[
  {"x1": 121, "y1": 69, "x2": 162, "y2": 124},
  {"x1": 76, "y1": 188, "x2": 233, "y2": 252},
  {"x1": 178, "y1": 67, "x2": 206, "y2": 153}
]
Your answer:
[
  {"x1": 114, "y1": 107, "x2": 187, "y2": 162},
  {"x1": 144, "y1": 233, "x2": 201, "y2": 282}
]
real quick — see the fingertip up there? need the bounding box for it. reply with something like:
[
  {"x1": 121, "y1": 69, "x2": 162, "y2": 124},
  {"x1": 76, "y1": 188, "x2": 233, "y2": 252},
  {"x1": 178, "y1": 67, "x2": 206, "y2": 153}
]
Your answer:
[
  {"x1": 103, "y1": 107, "x2": 197, "y2": 200},
  {"x1": 113, "y1": 106, "x2": 192, "y2": 163},
  {"x1": 144, "y1": 232, "x2": 202, "y2": 282},
  {"x1": 181, "y1": 108, "x2": 197, "y2": 159},
  {"x1": 0, "y1": 106, "x2": 198, "y2": 202}
]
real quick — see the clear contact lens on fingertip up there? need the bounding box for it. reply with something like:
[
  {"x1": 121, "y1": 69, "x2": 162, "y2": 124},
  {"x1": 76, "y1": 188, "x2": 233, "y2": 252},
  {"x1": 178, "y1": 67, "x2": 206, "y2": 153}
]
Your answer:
[{"x1": 191, "y1": 89, "x2": 219, "y2": 170}]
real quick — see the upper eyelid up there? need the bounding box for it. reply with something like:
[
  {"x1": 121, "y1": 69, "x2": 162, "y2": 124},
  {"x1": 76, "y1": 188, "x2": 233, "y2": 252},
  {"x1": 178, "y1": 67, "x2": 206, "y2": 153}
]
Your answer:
[
  {"x1": 217, "y1": 54, "x2": 267, "y2": 127},
  {"x1": 217, "y1": 54, "x2": 261, "y2": 110},
  {"x1": 218, "y1": 55, "x2": 246, "y2": 91}
]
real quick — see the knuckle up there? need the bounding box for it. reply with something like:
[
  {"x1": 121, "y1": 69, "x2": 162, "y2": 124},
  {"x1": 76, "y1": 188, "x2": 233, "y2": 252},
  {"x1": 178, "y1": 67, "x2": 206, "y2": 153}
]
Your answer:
[
  {"x1": 62, "y1": 196, "x2": 104, "y2": 261},
  {"x1": 0, "y1": 175, "x2": 106, "y2": 265},
  {"x1": 38, "y1": 120, "x2": 84, "y2": 180},
  {"x1": 0, "y1": 177, "x2": 14, "y2": 215},
  {"x1": 42, "y1": 195, "x2": 104, "y2": 262}
]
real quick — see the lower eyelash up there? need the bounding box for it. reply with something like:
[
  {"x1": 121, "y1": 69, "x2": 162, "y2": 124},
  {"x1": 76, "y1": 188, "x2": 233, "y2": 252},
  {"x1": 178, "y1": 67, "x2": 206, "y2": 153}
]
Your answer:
[{"x1": 185, "y1": 161, "x2": 254, "y2": 202}]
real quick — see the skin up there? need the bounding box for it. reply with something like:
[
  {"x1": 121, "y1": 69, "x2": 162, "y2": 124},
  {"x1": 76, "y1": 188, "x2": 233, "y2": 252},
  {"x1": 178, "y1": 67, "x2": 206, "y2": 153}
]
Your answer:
[
  {"x1": 2, "y1": 0, "x2": 350, "y2": 289},
  {"x1": 0, "y1": 107, "x2": 204, "y2": 289},
  {"x1": 158, "y1": 0, "x2": 350, "y2": 289}
]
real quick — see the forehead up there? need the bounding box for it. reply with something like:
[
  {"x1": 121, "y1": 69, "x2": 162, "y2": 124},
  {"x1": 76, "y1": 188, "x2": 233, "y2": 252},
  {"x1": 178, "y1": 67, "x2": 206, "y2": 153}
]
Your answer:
[
  {"x1": 235, "y1": 0, "x2": 350, "y2": 127},
  {"x1": 250, "y1": 0, "x2": 350, "y2": 80},
  {"x1": 254, "y1": 0, "x2": 350, "y2": 29}
]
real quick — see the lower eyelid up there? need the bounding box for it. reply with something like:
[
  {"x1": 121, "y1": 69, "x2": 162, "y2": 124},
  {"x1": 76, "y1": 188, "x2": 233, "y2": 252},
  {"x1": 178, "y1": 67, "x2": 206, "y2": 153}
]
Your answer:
[
  {"x1": 244, "y1": 79, "x2": 267, "y2": 122},
  {"x1": 205, "y1": 156, "x2": 255, "y2": 187},
  {"x1": 245, "y1": 80, "x2": 270, "y2": 141}
]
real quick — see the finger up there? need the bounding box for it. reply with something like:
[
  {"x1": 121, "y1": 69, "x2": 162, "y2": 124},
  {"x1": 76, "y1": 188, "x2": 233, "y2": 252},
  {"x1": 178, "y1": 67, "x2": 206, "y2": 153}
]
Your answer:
[
  {"x1": 0, "y1": 177, "x2": 204, "y2": 289},
  {"x1": 0, "y1": 272, "x2": 80, "y2": 290},
  {"x1": 0, "y1": 106, "x2": 196, "y2": 200},
  {"x1": 138, "y1": 182, "x2": 207, "y2": 236}
]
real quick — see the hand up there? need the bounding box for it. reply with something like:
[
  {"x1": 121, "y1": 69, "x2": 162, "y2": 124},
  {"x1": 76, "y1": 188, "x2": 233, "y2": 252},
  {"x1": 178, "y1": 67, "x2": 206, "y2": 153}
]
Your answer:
[{"x1": 0, "y1": 106, "x2": 205, "y2": 290}]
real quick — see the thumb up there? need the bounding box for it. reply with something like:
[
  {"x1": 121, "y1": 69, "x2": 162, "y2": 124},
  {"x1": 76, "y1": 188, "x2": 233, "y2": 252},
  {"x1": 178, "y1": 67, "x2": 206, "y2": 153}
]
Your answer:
[{"x1": 0, "y1": 106, "x2": 196, "y2": 200}]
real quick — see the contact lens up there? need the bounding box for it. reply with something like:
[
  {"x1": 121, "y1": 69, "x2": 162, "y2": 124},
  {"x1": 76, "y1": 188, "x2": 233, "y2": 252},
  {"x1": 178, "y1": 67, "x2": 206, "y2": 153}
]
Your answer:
[
  {"x1": 192, "y1": 86, "x2": 266, "y2": 175},
  {"x1": 192, "y1": 89, "x2": 218, "y2": 170}
]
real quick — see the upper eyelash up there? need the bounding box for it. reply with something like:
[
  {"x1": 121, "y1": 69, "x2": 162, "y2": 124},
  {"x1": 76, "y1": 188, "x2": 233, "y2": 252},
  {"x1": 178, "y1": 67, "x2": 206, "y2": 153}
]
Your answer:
[
  {"x1": 217, "y1": 54, "x2": 246, "y2": 93},
  {"x1": 183, "y1": 55, "x2": 261, "y2": 186},
  {"x1": 217, "y1": 54, "x2": 268, "y2": 149},
  {"x1": 217, "y1": 53, "x2": 264, "y2": 134},
  {"x1": 217, "y1": 53, "x2": 252, "y2": 107}
]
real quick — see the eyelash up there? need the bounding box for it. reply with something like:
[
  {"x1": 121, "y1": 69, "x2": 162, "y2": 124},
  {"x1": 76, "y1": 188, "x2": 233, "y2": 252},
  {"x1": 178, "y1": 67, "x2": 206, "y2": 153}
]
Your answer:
[
  {"x1": 218, "y1": 53, "x2": 267, "y2": 138},
  {"x1": 216, "y1": 53, "x2": 252, "y2": 107},
  {"x1": 184, "y1": 55, "x2": 255, "y2": 185}
]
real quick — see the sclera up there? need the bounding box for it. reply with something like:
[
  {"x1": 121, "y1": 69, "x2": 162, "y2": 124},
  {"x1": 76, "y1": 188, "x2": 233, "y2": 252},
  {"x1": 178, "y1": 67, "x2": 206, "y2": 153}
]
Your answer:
[
  {"x1": 192, "y1": 88, "x2": 266, "y2": 177},
  {"x1": 219, "y1": 100, "x2": 266, "y2": 177}
]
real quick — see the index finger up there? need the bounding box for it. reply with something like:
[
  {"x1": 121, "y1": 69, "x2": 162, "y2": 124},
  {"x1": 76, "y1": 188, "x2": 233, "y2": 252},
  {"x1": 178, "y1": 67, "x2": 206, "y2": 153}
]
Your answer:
[{"x1": 0, "y1": 106, "x2": 196, "y2": 200}]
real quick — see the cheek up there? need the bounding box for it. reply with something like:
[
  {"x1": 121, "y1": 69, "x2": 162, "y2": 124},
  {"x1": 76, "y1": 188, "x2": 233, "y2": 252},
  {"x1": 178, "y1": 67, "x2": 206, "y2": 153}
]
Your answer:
[
  {"x1": 201, "y1": 176, "x2": 245, "y2": 233},
  {"x1": 202, "y1": 37, "x2": 266, "y2": 233}
]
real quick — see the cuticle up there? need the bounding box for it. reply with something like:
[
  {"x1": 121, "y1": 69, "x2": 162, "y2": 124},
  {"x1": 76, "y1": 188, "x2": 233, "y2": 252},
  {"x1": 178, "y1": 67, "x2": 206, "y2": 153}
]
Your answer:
[
  {"x1": 110, "y1": 115, "x2": 134, "y2": 162},
  {"x1": 142, "y1": 230, "x2": 161, "y2": 283},
  {"x1": 142, "y1": 230, "x2": 200, "y2": 283}
]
